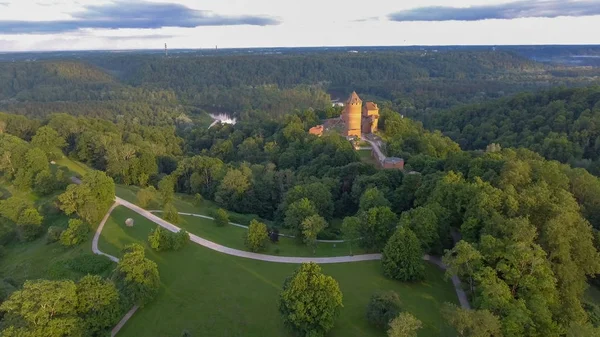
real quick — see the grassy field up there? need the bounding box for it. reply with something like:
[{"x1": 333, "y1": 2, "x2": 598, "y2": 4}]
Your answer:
[
  {"x1": 99, "y1": 206, "x2": 458, "y2": 337},
  {"x1": 54, "y1": 156, "x2": 91, "y2": 177},
  {"x1": 165, "y1": 214, "x2": 366, "y2": 257},
  {"x1": 357, "y1": 149, "x2": 378, "y2": 166}
]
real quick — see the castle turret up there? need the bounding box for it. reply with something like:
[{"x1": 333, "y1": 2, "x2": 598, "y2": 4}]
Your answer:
[{"x1": 343, "y1": 91, "x2": 362, "y2": 137}]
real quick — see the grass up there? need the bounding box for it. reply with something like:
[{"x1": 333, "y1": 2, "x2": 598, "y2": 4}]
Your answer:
[
  {"x1": 0, "y1": 181, "x2": 111, "y2": 285},
  {"x1": 165, "y1": 214, "x2": 367, "y2": 257},
  {"x1": 99, "y1": 206, "x2": 458, "y2": 337},
  {"x1": 54, "y1": 156, "x2": 91, "y2": 177},
  {"x1": 357, "y1": 149, "x2": 378, "y2": 166}
]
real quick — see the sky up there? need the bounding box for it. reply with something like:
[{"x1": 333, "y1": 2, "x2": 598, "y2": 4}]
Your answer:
[{"x1": 0, "y1": 0, "x2": 599, "y2": 51}]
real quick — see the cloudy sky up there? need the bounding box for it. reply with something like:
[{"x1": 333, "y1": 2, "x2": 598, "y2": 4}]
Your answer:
[{"x1": 0, "y1": 0, "x2": 599, "y2": 51}]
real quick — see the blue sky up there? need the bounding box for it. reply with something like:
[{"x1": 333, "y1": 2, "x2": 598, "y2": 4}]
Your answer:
[{"x1": 0, "y1": 0, "x2": 599, "y2": 51}]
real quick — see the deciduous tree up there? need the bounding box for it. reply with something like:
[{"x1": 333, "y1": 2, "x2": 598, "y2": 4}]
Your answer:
[
  {"x1": 279, "y1": 263, "x2": 343, "y2": 337},
  {"x1": 382, "y1": 227, "x2": 424, "y2": 282},
  {"x1": 245, "y1": 220, "x2": 269, "y2": 252}
]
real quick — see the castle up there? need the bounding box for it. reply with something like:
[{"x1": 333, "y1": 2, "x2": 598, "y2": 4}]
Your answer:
[{"x1": 342, "y1": 92, "x2": 379, "y2": 138}]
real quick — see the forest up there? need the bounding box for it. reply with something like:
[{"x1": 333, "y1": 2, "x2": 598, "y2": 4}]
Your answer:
[{"x1": 429, "y1": 86, "x2": 600, "y2": 175}]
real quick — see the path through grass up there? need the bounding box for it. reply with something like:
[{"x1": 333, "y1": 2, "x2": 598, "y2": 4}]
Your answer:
[{"x1": 99, "y1": 206, "x2": 458, "y2": 337}]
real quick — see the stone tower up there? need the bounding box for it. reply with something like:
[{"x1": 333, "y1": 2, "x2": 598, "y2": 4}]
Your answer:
[{"x1": 343, "y1": 91, "x2": 362, "y2": 137}]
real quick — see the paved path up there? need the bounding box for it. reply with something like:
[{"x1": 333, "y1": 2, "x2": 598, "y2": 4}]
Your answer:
[
  {"x1": 111, "y1": 305, "x2": 139, "y2": 337},
  {"x1": 424, "y1": 255, "x2": 471, "y2": 309}
]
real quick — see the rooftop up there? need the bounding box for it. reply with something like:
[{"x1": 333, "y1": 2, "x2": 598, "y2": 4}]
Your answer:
[{"x1": 346, "y1": 91, "x2": 362, "y2": 105}]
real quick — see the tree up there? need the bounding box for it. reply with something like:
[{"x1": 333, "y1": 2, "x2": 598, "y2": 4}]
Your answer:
[
  {"x1": 245, "y1": 220, "x2": 269, "y2": 252},
  {"x1": 442, "y1": 303, "x2": 503, "y2": 337},
  {"x1": 136, "y1": 186, "x2": 158, "y2": 209},
  {"x1": 358, "y1": 206, "x2": 398, "y2": 251},
  {"x1": 76, "y1": 275, "x2": 121, "y2": 336},
  {"x1": 47, "y1": 226, "x2": 63, "y2": 244},
  {"x1": 31, "y1": 126, "x2": 66, "y2": 160},
  {"x1": 359, "y1": 187, "x2": 391, "y2": 211},
  {"x1": 341, "y1": 216, "x2": 361, "y2": 255},
  {"x1": 60, "y1": 219, "x2": 89, "y2": 247},
  {"x1": 443, "y1": 241, "x2": 483, "y2": 296},
  {"x1": 34, "y1": 169, "x2": 59, "y2": 196},
  {"x1": 113, "y1": 244, "x2": 160, "y2": 306},
  {"x1": 148, "y1": 226, "x2": 188, "y2": 252},
  {"x1": 285, "y1": 198, "x2": 318, "y2": 238},
  {"x1": 0, "y1": 279, "x2": 83, "y2": 337},
  {"x1": 214, "y1": 208, "x2": 229, "y2": 227},
  {"x1": 158, "y1": 176, "x2": 175, "y2": 205},
  {"x1": 194, "y1": 193, "x2": 203, "y2": 206},
  {"x1": 279, "y1": 263, "x2": 343, "y2": 337},
  {"x1": 163, "y1": 202, "x2": 180, "y2": 224},
  {"x1": 387, "y1": 312, "x2": 422, "y2": 337},
  {"x1": 16, "y1": 207, "x2": 43, "y2": 241},
  {"x1": 58, "y1": 170, "x2": 115, "y2": 225},
  {"x1": 382, "y1": 227, "x2": 424, "y2": 282},
  {"x1": 366, "y1": 291, "x2": 403, "y2": 329},
  {"x1": 301, "y1": 215, "x2": 327, "y2": 251},
  {"x1": 398, "y1": 206, "x2": 439, "y2": 253}
]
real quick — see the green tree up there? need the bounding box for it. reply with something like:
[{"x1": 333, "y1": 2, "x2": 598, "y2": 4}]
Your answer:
[
  {"x1": 136, "y1": 186, "x2": 158, "y2": 209},
  {"x1": 0, "y1": 279, "x2": 83, "y2": 337},
  {"x1": 163, "y1": 202, "x2": 181, "y2": 224},
  {"x1": 194, "y1": 193, "x2": 203, "y2": 206},
  {"x1": 442, "y1": 303, "x2": 503, "y2": 337},
  {"x1": 158, "y1": 176, "x2": 175, "y2": 205},
  {"x1": 382, "y1": 227, "x2": 424, "y2": 282},
  {"x1": 58, "y1": 170, "x2": 115, "y2": 225},
  {"x1": 34, "y1": 169, "x2": 59, "y2": 196},
  {"x1": 358, "y1": 206, "x2": 398, "y2": 251},
  {"x1": 443, "y1": 241, "x2": 483, "y2": 296},
  {"x1": 245, "y1": 220, "x2": 269, "y2": 252},
  {"x1": 341, "y1": 216, "x2": 361, "y2": 255},
  {"x1": 60, "y1": 219, "x2": 89, "y2": 247},
  {"x1": 113, "y1": 244, "x2": 160, "y2": 306},
  {"x1": 359, "y1": 187, "x2": 391, "y2": 211},
  {"x1": 398, "y1": 206, "x2": 439, "y2": 253},
  {"x1": 76, "y1": 275, "x2": 121, "y2": 336},
  {"x1": 301, "y1": 214, "x2": 327, "y2": 251},
  {"x1": 214, "y1": 208, "x2": 229, "y2": 227},
  {"x1": 285, "y1": 198, "x2": 318, "y2": 238},
  {"x1": 279, "y1": 263, "x2": 343, "y2": 337},
  {"x1": 387, "y1": 312, "x2": 422, "y2": 337},
  {"x1": 366, "y1": 291, "x2": 403, "y2": 329},
  {"x1": 31, "y1": 126, "x2": 66, "y2": 160},
  {"x1": 16, "y1": 207, "x2": 43, "y2": 241}
]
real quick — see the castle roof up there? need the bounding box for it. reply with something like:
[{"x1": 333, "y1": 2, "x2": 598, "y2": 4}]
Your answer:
[
  {"x1": 346, "y1": 91, "x2": 362, "y2": 105},
  {"x1": 365, "y1": 102, "x2": 378, "y2": 110}
]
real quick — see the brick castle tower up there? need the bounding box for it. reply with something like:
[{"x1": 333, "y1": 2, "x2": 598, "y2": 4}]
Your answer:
[{"x1": 342, "y1": 92, "x2": 379, "y2": 137}]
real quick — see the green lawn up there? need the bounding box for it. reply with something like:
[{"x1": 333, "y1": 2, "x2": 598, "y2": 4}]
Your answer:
[
  {"x1": 165, "y1": 213, "x2": 366, "y2": 258},
  {"x1": 54, "y1": 156, "x2": 91, "y2": 177},
  {"x1": 99, "y1": 207, "x2": 458, "y2": 337},
  {"x1": 357, "y1": 149, "x2": 378, "y2": 166}
]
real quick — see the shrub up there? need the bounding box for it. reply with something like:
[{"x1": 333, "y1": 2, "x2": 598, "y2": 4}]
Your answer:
[
  {"x1": 67, "y1": 253, "x2": 113, "y2": 275},
  {"x1": 47, "y1": 226, "x2": 64, "y2": 244},
  {"x1": 366, "y1": 291, "x2": 403, "y2": 329},
  {"x1": 214, "y1": 208, "x2": 229, "y2": 227},
  {"x1": 148, "y1": 226, "x2": 189, "y2": 252},
  {"x1": 163, "y1": 203, "x2": 181, "y2": 224},
  {"x1": 194, "y1": 193, "x2": 203, "y2": 206},
  {"x1": 59, "y1": 219, "x2": 90, "y2": 247}
]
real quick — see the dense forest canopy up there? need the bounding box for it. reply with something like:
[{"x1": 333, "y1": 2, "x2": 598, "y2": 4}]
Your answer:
[{"x1": 429, "y1": 86, "x2": 600, "y2": 175}]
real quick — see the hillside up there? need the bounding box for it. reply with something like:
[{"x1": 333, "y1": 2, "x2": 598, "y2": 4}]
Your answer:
[{"x1": 429, "y1": 86, "x2": 600, "y2": 174}]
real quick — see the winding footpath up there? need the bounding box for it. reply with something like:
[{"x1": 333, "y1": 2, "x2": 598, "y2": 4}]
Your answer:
[{"x1": 93, "y1": 196, "x2": 470, "y2": 336}]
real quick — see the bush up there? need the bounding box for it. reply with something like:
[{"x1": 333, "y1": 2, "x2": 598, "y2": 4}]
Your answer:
[
  {"x1": 148, "y1": 226, "x2": 189, "y2": 252},
  {"x1": 46, "y1": 226, "x2": 64, "y2": 244},
  {"x1": 67, "y1": 253, "x2": 114, "y2": 275},
  {"x1": 366, "y1": 291, "x2": 403, "y2": 329},
  {"x1": 214, "y1": 208, "x2": 229, "y2": 227},
  {"x1": 60, "y1": 219, "x2": 90, "y2": 247}
]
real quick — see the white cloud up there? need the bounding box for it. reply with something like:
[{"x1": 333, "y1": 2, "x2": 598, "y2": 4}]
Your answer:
[{"x1": 0, "y1": 0, "x2": 598, "y2": 51}]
